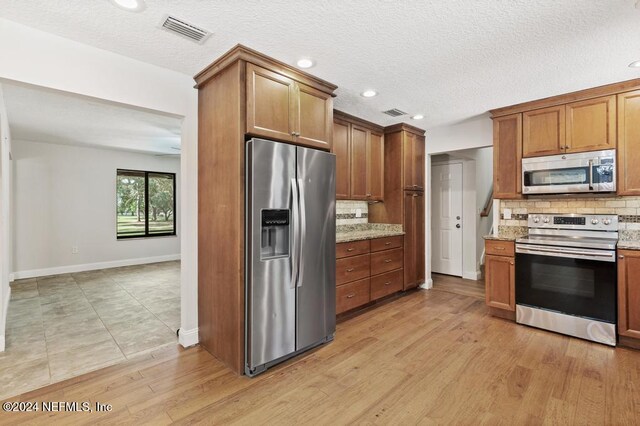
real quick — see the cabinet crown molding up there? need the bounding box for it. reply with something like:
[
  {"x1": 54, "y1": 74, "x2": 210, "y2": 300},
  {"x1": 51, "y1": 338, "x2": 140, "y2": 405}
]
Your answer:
[
  {"x1": 383, "y1": 122, "x2": 426, "y2": 136},
  {"x1": 489, "y1": 78, "x2": 640, "y2": 118},
  {"x1": 334, "y1": 110, "x2": 385, "y2": 133},
  {"x1": 194, "y1": 44, "x2": 338, "y2": 95}
]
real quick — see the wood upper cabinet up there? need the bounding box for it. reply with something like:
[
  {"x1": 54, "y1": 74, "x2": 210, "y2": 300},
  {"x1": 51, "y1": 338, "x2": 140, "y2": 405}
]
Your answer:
[
  {"x1": 332, "y1": 112, "x2": 385, "y2": 201},
  {"x1": 522, "y1": 96, "x2": 615, "y2": 158},
  {"x1": 246, "y1": 63, "x2": 333, "y2": 150},
  {"x1": 246, "y1": 63, "x2": 296, "y2": 142},
  {"x1": 618, "y1": 249, "x2": 640, "y2": 339},
  {"x1": 493, "y1": 114, "x2": 522, "y2": 199},
  {"x1": 485, "y1": 252, "x2": 515, "y2": 312},
  {"x1": 333, "y1": 118, "x2": 351, "y2": 199},
  {"x1": 403, "y1": 132, "x2": 425, "y2": 191},
  {"x1": 565, "y1": 95, "x2": 616, "y2": 153},
  {"x1": 403, "y1": 191, "x2": 425, "y2": 290},
  {"x1": 522, "y1": 105, "x2": 565, "y2": 157},
  {"x1": 350, "y1": 125, "x2": 368, "y2": 199},
  {"x1": 617, "y1": 90, "x2": 640, "y2": 195},
  {"x1": 368, "y1": 131, "x2": 384, "y2": 200}
]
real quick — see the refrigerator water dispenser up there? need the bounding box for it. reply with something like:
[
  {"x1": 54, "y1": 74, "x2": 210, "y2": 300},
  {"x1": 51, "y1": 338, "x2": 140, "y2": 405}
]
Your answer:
[{"x1": 260, "y1": 209, "x2": 290, "y2": 259}]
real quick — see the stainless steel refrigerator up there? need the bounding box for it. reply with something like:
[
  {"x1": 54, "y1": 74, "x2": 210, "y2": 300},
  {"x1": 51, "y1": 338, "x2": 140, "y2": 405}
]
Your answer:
[{"x1": 245, "y1": 138, "x2": 336, "y2": 376}]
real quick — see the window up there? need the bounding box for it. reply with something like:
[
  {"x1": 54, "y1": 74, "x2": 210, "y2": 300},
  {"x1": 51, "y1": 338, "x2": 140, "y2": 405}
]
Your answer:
[{"x1": 116, "y1": 169, "x2": 176, "y2": 239}]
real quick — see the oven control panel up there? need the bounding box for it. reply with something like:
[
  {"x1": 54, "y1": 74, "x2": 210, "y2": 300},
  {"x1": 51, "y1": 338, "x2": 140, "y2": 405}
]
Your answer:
[{"x1": 528, "y1": 214, "x2": 618, "y2": 231}]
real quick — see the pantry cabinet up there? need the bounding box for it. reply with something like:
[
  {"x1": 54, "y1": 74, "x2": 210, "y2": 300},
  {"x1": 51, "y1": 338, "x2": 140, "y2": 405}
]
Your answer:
[
  {"x1": 246, "y1": 63, "x2": 333, "y2": 150},
  {"x1": 332, "y1": 111, "x2": 384, "y2": 201},
  {"x1": 403, "y1": 191, "x2": 425, "y2": 290},
  {"x1": 403, "y1": 131, "x2": 425, "y2": 190}
]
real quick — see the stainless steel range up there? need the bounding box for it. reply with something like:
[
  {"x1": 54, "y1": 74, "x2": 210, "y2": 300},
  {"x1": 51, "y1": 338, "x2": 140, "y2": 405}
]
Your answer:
[{"x1": 515, "y1": 214, "x2": 618, "y2": 346}]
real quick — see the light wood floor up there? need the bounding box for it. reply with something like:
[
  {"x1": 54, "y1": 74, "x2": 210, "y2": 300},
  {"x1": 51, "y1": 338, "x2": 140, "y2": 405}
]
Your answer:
[
  {"x1": 3, "y1": 289, "x2": 639, "y2": 425},
  {"x1": 432, "y1": 272, "x2": 485, "y2": 299}
]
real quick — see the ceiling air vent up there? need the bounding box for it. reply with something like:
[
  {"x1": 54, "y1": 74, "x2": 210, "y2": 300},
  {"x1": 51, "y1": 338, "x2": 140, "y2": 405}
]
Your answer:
[
  {"x1": 382, "y1": 108, "x2": 408, "y2": 117},
  {"x1": 160, "y1": 15, "x2": 211, "y2": 44}
]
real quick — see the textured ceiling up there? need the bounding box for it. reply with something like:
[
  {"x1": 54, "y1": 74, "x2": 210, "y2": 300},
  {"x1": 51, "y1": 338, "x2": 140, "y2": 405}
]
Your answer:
[
  {"x1": 1, "y1": 0, "x2": 640, "y2": 129},
  {"x1": 2, "y1": 83, "x2": 182, "y2": 154}
]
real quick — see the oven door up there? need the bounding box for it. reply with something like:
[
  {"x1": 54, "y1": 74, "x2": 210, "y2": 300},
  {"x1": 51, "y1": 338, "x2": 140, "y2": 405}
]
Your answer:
[{"x1": 515, "y1": 244, "x2": 617, "y2": 323}]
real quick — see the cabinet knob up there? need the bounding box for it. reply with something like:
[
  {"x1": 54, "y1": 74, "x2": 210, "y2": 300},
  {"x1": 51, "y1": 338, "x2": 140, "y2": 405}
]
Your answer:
[
  {"x1": 385, "y1": 242, "x2": 391, "y2": 245},
  {"x1": 366, "y1": 193, "x2": 372, "y2": 197},
  {"x1": 510, "y1": 261, "x2": 514, "y2": 265},
  {"x1": 346, "y1": 268, "x2": 355, "y2": 272},
  {"x1": 619, "y1": 255, "x2": 624, "y2": 259},
  {"x1": 347, "y1": 294, "x2": 355, "y2": 299},
  {"x1": 384, "y1": 259, "x2": 392, "y2": 263},
  {"x1": 384, "y1": 282, "x2": 391, "y2": 286},
  {"x1": 347, "y1": 248, "x2": 355, "y2": 252},
  {"x1": 291, "y1": 132, "x2": 296, "y2": 136}
]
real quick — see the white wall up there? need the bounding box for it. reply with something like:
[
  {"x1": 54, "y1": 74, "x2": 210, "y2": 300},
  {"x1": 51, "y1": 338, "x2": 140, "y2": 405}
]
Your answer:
[
  {"x1": 0, "y1": 18, "x2": 198, "y2": 347},
  {"x1": 0, "y1": 84, "x2": 13, "y2": 351},
  {"x1": 426, "y1": 114, "x2": 493, "y2": 154},
  {"x1": 12, "y1": 140, "x2": 180, "y2": 277}
]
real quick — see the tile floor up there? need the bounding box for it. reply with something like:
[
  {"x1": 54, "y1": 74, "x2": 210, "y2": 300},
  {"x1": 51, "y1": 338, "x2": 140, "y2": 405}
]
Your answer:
[{"x1": 0, "y1": 261, "x2": 180, "y2": 400}]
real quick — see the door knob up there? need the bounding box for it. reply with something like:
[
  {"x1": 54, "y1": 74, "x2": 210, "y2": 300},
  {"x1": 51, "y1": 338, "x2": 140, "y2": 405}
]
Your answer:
[
  {"x1": 456, "y1": 224, "x2": 461, "y2": 229},
  {"x1": 456, "y1": 216, "x2": 461, "y2": 220}
]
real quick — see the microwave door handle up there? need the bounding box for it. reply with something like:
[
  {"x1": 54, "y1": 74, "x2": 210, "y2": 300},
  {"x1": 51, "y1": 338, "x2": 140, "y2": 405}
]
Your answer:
[{"x1": 588, "y1": 159, "x2": 594, "y2": 191}]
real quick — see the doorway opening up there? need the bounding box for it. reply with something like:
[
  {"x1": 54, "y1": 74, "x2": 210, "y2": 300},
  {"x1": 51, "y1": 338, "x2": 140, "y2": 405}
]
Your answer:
[{"x1": 430, "y1": 147, "x2": 493, "y2": 298}]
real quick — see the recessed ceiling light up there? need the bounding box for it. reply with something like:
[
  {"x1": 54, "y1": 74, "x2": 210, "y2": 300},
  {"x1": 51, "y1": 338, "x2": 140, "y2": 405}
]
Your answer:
[
  {"x1": 110, "y1": 0, "x2": 146, "y2": 12},
  {"x1": 296, "y1": 58, "x2": 314, "y2": 69},
  {"x1": 361, "y1": 90, "x2": 378, "y2": 98},
  {"x1": 411, "y1": 114, "x2": 424, "y2": 120},
  {"x1": 629, "y1": 60, "x2": 640, "y2": 68}
]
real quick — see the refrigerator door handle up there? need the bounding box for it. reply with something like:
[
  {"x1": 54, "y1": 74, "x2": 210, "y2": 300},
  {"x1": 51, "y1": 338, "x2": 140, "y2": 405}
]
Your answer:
[
  {"x1": 297, "y1": 178, "x2": 306, "y2": 288},
  {"x1": 290, "y1": 178, "x2": 300, "y2": 289}
]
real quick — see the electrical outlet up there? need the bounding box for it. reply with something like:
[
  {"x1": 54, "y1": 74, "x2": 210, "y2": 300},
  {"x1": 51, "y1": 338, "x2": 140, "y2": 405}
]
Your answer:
[
  {"x1": 72, "y1": 246, "x2": 79, "y2": 254},
  {"x1": 355, "y1": 208, "x2": 362, "y2": 218},
  {"x1": 503, "y1": 209, "x2": 512, "y2": 220}
]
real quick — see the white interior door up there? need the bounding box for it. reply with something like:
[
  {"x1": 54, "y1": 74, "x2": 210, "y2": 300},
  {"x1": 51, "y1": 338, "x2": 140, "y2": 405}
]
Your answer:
[{"x1": 431, "y1": 163, "x2": 463, "y2": 276}]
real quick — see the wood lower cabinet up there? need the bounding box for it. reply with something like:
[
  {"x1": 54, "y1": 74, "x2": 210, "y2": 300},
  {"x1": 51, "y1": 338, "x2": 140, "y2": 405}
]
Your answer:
[
  {"x1": 618, "y1": 249, "x2": 640, "y2": 343},
  {"x1": 492, "y1": 114, "x2": 522, "y2": 199},
  {"x1": 523, "y1": 105, "x2": 566, "y2": 157},
  {"x1": 246, "y1": 63, "x2": 333, "y2": 150},
  {"x1": 333, "y1": 111, "x2": 384, "y2": 201},
  {"x1": 617, "y1": 90, "x2": 640, "y2": 195},
  {"x1": 404, "y1": 191, "x2": 425, "y2": 290},
  {"x1": 336, "y1": 236, "x2": 404, "y2": 314},
  {"x1": 484, "y1": 241, "x2": 515, "y2": 319}
]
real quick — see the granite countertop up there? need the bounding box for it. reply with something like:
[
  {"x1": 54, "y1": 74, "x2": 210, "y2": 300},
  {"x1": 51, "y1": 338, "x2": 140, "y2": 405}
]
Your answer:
[
  {"x1": 336, "y1": 223, "x2": 404, "y2": 243},
  {"x1": 617, "y1": 240, "x2": 640, "y2": 250},
  {"x1": 483, "y1": 225, "x2": 528, "y2": 242}
]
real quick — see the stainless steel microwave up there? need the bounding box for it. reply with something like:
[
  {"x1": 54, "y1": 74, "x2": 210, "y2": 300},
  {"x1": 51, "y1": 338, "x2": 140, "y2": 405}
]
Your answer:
[{"x1": 522, "y1": 149, "x2": 616, "y2": 195}]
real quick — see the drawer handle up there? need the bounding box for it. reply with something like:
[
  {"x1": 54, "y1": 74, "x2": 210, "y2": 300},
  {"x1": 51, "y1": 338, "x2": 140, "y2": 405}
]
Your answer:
[
  {"x1": 384, "y1": 281, "x2": 391, "y2": 286},
  {"x1": 347, "y1": 294, "x2": 355, "y2": 299},
  {"x1": 384, "y1": 259, "x2": 392, "y2": 263},
  {"x1": 346, "y1": 268, "x2": 355, "y2": 272},
  {"x1": 384, "y1": 242, "x2": 391, "y2": 246},
  {"x1": 495, "y1": 247, "x2": 505, "y2": 250},
  {"x1": 347, "y1": 248, "x2": 355, "y2": 252}
]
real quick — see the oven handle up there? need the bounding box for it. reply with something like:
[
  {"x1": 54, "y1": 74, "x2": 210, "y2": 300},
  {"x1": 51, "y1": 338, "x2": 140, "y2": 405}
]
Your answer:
[{"x1": 516, "y1": 245, "x2": 616, "y2": 262}]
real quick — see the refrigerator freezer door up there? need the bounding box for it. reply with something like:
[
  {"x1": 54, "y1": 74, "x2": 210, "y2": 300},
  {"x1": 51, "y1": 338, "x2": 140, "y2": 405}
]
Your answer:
[
  {"x1": 246, "y1": 139, "x2": 297, "y2": 371},
  {"x1": 295, "y1": 147, "x2": 337, "y2": 350}
]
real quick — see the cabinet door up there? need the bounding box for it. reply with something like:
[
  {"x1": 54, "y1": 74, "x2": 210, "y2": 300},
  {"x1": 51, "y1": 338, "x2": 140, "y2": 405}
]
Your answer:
[
  {"x1": 333, "y1": 119, "x2": 351, "y2": 199},
  {"x1": 403, "y1": 132, "x2": 416, "y2": 190},
  {"x1": 566, "y1": 95, "x2": 616, "y2": 153},
  {"x1": 485, "y1": 255, "x2": 515, "y2": 311},
  {"x1": 403, "y1": 192, "x2": 418, "y2": 290},
  {"x1": 367, "y1": 131, "x2": 384, "y2": 200},
  {"x1": 522, "y1": 105, "x2": 565, "y2": 157},
  {"x1": 296, "y1": 82, "x2": 333, "y2": 150},
  {"x1": 246, "y1": 63, "x2": 295, "y2": 142},
  {"x1": 618, "y1": 250, "x2": 640, "y2": 339},
  {"x1": 414, "y1": 135, "x2": 425, "y2": 191},
  {"x1": 350, "y1": 125, "x2": 368, "y2": 200},
  {"x1": 617, "y1": 90, "x2": 640, "y2": 195},
  {"x1": 493, "y1": 114, "x2": 522, "y2": 199},
  {"x1": 415, "y1": 192, "x2": 425, "y2": 284}
]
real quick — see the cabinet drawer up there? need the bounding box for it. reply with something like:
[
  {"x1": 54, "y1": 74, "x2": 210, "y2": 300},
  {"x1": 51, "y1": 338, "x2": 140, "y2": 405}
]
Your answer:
[
  {"x1": 485, "y1": 240, "x2": 515, "y2": 257},
  {"x1": 371, "y1": 269, "x2": 403, "y2": 300},
  {"x1": 336, "y1": 254, "x2": 370, "y2": 285},
  {"x1": 336, "y1": 278, "x2": 370, "y2": 314},
  {"x1": 370, "y1": 235, "x2": 403, "y2": 252},
  {"x1": 336, "y1": 240, "x2": 370, "y2": 259},
  {"x1": 370, "y1": 248, "x2": 403, "y2": 276}
]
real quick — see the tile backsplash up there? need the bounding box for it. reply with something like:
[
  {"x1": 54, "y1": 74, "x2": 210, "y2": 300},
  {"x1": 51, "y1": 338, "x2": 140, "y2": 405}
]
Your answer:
[
  {"x1": 336, "y1": 200, "x2": 368, "y2": 226},
  {"x1": 499, "y1": 196, "x2": 640, "y2": 240}
]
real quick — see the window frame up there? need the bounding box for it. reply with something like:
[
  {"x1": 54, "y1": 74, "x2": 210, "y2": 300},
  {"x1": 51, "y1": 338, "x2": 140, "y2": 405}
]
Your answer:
[{"x1": 116, "y1": 169, "x2": 177, "y2": 240}]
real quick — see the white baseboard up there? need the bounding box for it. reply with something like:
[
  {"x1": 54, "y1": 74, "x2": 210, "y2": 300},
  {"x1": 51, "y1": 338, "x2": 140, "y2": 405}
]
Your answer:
[
  {"x1": 1, "y1": 286, "x2": 10, "y2": 352},
  {"x1": 420, "y1": 278, "x2": 433, "y2": 290},
  {"x1": 11, "y1": 254, "x2": 181, "y2": 280},
  {"x1": 463, "y1": 270, "x2": 482, "y2": 281},
  {"x1": 178, "y1": 327, "x2": 199, "y2": 348}
]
